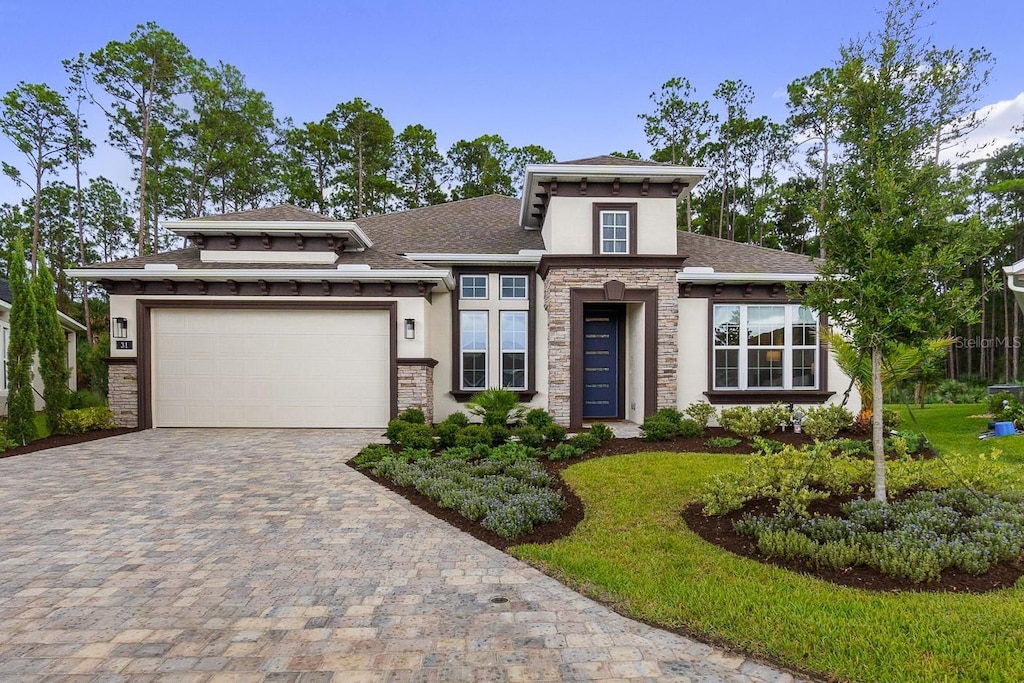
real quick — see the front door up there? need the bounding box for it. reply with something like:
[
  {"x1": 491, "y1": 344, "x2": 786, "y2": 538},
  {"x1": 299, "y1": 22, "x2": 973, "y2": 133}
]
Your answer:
[{"x1": 582, "y1": 307, "x2": 622, "y2": 419}]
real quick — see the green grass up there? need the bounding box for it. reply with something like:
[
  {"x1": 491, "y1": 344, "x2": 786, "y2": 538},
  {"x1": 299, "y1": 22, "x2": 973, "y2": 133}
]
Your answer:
[
  {"x1": 892, "y1": 402, "x2": 1024, "y2": 462},
  {"x1": 512, "y1": 452, "x2": 1024, "y2": 682}
]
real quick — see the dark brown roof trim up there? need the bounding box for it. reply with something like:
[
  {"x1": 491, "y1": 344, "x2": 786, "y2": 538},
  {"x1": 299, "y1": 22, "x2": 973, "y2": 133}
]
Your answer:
[{"x1": 538, "y1": 255, "x2": 685, "y2": 279}]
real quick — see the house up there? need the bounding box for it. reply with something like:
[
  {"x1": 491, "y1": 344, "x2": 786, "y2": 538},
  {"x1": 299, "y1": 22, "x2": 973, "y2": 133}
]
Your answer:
[
  {"x1": 69, "y1": 156, "x2": 858, "y2": 429},
  {"x1": 0, "y1": 278, "x2": 84, "y2": 416}
]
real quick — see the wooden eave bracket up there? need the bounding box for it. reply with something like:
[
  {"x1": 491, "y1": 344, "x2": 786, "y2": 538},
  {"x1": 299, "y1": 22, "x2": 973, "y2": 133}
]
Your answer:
[
  {"x1": 227, "y1": 233, "x2": 238, "y2": 249},
  {"x1": 260, "y1": 232, "x2": 271, "y2": 249}
]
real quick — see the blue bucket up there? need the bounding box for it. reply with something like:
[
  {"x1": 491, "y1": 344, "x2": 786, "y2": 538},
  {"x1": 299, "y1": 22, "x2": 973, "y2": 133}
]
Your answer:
[{"x1": 994, "y1": 421, "x2": 1016, "y2": 437}]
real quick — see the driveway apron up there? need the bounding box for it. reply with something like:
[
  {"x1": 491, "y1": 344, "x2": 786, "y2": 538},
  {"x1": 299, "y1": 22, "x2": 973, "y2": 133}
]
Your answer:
[{"x1": 0, "y1": 429, "x2": 798, "y2": 682}]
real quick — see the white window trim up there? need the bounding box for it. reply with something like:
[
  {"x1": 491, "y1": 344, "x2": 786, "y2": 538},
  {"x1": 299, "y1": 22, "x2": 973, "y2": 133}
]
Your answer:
[
  {"x1": 459, "y1": 274, "x2": 488, "y2": 300},
  {"x1": 460, "y1": 310, "x2": 488, "y2": 391},
  {"x1": 712, "y1": 304, "x2": 819, "y2": 391},
  {"x1": 599, "y1": 210, "x2": 629, "y2": 255},
  {"x1": 499, "y1": 311, "x2": 528, "y2": 391},
  {"x1": 499, "y1": 274, "x2": 528, "y2": 300},
  {"x1": 1, "y1": 321, "x2": 8, "y2": 391}
]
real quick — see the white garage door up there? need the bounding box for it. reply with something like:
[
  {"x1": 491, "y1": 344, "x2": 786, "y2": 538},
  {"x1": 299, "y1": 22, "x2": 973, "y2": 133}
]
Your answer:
[{"x1": 151, "y1": 308, "x2": 391, "y2": 428}]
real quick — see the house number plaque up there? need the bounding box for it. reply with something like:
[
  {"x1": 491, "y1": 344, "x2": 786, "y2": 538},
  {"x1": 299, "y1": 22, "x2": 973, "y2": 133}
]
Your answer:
[{"x1": 116, "y1": 340, "x2": 133, "y2": 350}]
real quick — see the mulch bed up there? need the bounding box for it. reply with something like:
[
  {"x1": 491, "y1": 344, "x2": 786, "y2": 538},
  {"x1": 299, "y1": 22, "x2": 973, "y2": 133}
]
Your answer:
[
  {"x1": 0, "y1": 428, "x2": 141, "y2": 459},
  {"x1": 354, "y1": 428, "x2": 1021, "y2": 592}
]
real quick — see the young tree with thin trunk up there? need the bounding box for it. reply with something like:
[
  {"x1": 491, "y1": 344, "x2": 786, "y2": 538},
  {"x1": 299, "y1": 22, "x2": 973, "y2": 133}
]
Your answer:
[
  {"x1": 802, "y1": 0, "x2": 991, "y2": 502},
  {"x1": 0, "y1": 82, "x2": 75, "y2": 272},
  {"x1": 63, "y1": 55, "x2": 96, "y2": 343},
  {"x1": 4, "y1": 235, "x2": 38, "y2": 445}
]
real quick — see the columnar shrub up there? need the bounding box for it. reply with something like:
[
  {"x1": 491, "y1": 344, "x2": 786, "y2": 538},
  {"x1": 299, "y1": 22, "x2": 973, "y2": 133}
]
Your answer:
[
  {"x1": 35, "y1": 257, "x2": 69, "y2": 433},
  {"x1": 4, "y1": 236, "x2": 37, "y2": 445}
]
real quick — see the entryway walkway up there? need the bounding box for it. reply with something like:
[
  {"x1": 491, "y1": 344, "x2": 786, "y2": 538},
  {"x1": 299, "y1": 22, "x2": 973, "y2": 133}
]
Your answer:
[{"x1": 0, "y1": 429, "x2": 799, "y2": 681}]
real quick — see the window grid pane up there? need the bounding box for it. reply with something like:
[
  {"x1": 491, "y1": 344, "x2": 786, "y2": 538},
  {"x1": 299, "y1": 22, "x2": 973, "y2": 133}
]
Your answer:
[
  {"x1": 712, "y1": 304, "x2": 818, "y2": 391},
  {"x1": 500, "y1": 311, "x2": 527, "y2": 390},
  {"x1": 461, "y1": 311, "x2": 487, "y2": 389},
  {"x1": 600, "y1": 211, "x2": 629, "y2": 253},
  {"x1": 500, "y1": 275, "x2": 527, "y2": 299},
  {"x1": 460, "y1": 275, "x2": 487, "y2": 299}
]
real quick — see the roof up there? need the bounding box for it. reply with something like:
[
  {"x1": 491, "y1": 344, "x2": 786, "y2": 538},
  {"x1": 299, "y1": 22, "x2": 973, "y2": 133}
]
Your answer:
[
  {"x1": 92, "y1": 247, "x2": 432, "y2": 271},
  {"x1": 677, "y1": 232, "x2": 821, "y2": 274},
  {"x1": 356, "y1": 195, "x2": 544, "y2": 255},
  {"x1": 559, "y1": 155, "x2": 669, "y2": 167},
  {"x1": 185, "y1": 204, "x2": 339, "y2": 223},
  {"x1": 0, "y1": 278, "x2": 87, "y2": 332},
  {"x1": 0, "y1": 278, "x2": 11, "y2": 304}
]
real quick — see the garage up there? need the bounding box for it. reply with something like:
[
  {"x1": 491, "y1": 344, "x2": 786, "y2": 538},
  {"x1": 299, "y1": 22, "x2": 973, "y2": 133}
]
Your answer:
[{"x1": 150, "y1": 307, "x2": 392, "y2": 428}]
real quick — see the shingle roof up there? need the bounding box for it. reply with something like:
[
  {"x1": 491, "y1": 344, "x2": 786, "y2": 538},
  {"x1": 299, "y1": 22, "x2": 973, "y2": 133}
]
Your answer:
[
  {"x1": 186, "y1": 204, "x2": 340, "y2": 223},
  {"x1": 677, "y1": 231, "x2": 821, "y2": 274},
  {"x1": 559, "y1": 155, "x2": 668, "y2": 167},
  {"x1": 356, "y1": 195, "x2": 544, "y2": 254},
  {"x1": 93, "y1": 247, "x2": 433, "y2": 271},
  {"x1": 0, "y1": 278, "x2": 12, "y2": 304}
]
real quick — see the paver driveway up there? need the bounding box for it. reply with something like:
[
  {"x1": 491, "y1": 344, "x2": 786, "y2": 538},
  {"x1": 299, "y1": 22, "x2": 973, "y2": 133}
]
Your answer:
[{"x1": 0, "y1": 429, "x2": 797, "y2": 682}]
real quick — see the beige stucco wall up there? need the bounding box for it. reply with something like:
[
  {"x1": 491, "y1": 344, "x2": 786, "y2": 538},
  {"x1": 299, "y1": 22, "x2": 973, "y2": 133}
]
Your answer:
[
  {"x1": 541, "y1": 196, "x2": 680, "y2": 255},
  {"x1": 1, "y1": 307, "x2": 78, "y2": 416}
]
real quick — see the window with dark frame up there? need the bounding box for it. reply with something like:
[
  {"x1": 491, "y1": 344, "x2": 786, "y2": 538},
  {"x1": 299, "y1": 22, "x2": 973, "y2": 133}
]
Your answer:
[
  {"x1": 499, "y1": 311, "x2": 527, "y2": 390},
  {"x1": 460, "y1": 310, "x2": 488, "y2": 389},
  {"x1": 713, "y1": 304, "x2": 819, "y2": 391},
  {"x1": 460, "y1": 274, "x2": 487, "y2": 299},
  {"x1": 499, "y1": 275, "x2": 528, "y2": 299},
  {"x1": 599, "y1": 210, "x2": 629, "y2": 254}
]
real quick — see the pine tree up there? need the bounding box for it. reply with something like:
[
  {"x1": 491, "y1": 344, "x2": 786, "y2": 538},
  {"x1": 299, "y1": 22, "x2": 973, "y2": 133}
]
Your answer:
[
  {"x1": 35, "y1": 254, "x2": 69, "y2": 433},
  {"x1": 5, "y1": 235, "x2": 38, "y2": 444}
]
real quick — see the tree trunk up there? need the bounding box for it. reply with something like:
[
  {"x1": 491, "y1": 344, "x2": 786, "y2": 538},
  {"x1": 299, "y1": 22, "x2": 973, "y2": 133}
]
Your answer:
[
  {"x1": 685, "y1": 192, "x2": 692, "y2": 232},
  {"x1": 980, "y1": 270, "x2": 987, "y2": 380},
  {"x1": 1004, "y1": 283, "x2": 1010, "y2": 382},
  {"x1": 73, "y1": 150, "x2": 93, "y2": 344},
  {"x1": 1014, "y1": 303, "x2": 1020, "y2": 381},
  {"x1": 872, "y1": 345, "x2": 886, "y2": 503},
  {"x1": 32, "y1": 160, "x2": 42, "y2": 274}
]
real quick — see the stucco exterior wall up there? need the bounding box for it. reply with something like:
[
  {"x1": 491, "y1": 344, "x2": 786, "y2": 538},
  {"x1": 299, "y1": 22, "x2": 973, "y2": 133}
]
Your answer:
[{"x1": 541, "y1": 196, "x2": 679, "y2": 255}]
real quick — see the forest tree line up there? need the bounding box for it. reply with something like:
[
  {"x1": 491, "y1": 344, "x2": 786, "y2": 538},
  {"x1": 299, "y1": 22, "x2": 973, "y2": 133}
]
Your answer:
[{"x1": 0, "y1": 17, "x2": 1022, "y2": 384}]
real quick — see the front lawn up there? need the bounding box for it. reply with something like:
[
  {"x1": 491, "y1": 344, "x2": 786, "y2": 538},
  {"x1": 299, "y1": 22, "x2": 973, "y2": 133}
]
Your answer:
[
  {"x1": 512, "y1": 452, "x2": 1024, "y2": 683},
  {"x1": 890, "y1": 402, "x2": 1024, "y2": 461}
]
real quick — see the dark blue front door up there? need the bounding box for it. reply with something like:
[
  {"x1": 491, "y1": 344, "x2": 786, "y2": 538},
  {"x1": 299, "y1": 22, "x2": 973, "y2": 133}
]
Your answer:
[{"x1": 583, "y1": 308, "x2": 621, "y2": 419}]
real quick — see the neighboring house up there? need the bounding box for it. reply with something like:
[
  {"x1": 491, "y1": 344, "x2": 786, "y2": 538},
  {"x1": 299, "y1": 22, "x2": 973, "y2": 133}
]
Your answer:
[
  {"x1": 69, "y1": 156, "x2": 859, "y2": 429},
  {"x1": 0, "y1": 278, "x2": 84, "y2": 416}
]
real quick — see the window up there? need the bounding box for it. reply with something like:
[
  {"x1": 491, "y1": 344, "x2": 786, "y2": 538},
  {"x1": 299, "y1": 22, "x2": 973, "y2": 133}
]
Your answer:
[
  {"x1": 713, "y1": 304, "x2": 819, "y2": 390},
  {"x1": 500, "y1": 275, "x2": 527, "y2": 300},
  {"x1": 500, "y1": 312, "x2": 527, "y2": 390},
  {"x1": 600, "y1": 210, "x2": 629, "y2": 254},
  {"x1": 460, "y1": 311, "x2": 488, "y2": 389},
  {"x1": 460, "y1": 274, "x2": 487, "y2": 299},
  {"x1": 1, "y1": 322, "x2": 7, "y2": 391}
]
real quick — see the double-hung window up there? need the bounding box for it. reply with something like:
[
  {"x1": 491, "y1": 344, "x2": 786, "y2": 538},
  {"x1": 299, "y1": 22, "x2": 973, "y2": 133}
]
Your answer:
[
  {"x1": 713, "y1": 304, "x2": 819, "y2": 390},
  {"x1": 500, "y1": 311, "x2": 527, "y2": 390},
  {"x1": 460, "y1": 311, "x2": 488, "y2": 390},
  {"x1": 599, "y1": 210, "x2": 629, "y2": 254}
]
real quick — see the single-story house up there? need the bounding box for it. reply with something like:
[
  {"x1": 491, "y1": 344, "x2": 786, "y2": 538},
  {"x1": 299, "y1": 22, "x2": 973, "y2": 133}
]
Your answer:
[
  {"x1": 1, "y1": 278, "x2": 84, "y2": 416},
  {"x1": 69, "y1": 156, "x2": 859, "y2": 429}
]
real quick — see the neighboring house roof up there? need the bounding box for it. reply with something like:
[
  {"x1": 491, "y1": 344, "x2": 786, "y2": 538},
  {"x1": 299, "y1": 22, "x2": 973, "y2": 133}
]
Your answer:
[
  {"x1": 185, "y1": 204, "x2": 339, "y2": 223},
  {"x1": 677, "y1": 231, "x2": 821, "y2": 275},
  {"x1": 558, "y1": 155, "x2": 671, "y2": 167},
  {"x1": 356, "y1": 195, "x2": 544, "y2": 255},
  {"x1": 0, "y1": 278, "x2": 87, "y2": 333}
]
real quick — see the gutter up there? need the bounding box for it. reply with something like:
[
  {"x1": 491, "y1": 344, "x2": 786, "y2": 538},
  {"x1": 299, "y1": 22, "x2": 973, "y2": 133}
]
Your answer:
[
  {"x1": 0, "y1": 299, "x2": 87, "y2": 333},
  {"x1": 67, "y1": 266, "x2": 456, "y2": 290},
  {"x1": 402, "y1": 252, "x2": 544, "y2": 266},
  {"x1": 677, "y1": 271, "x2": 818, "y2": 283}
]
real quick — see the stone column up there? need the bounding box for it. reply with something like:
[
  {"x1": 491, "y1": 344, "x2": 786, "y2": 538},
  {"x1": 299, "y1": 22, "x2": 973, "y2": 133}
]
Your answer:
[
  {"x1": 106, "y1": 359, "x2": 139, "y2": 428},
  {"x1": 396, "y1": 359, "x2": 438, "y2": 423}
]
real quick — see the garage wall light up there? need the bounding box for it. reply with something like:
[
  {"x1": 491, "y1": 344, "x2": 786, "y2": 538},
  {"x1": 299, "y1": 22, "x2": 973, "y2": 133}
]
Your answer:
[
  {"x1": 404, "y1": 318, "x2": 416, "y2": 340},
  {"x1": 112, "y1": 317, "x2": 129, "y2": 339}
]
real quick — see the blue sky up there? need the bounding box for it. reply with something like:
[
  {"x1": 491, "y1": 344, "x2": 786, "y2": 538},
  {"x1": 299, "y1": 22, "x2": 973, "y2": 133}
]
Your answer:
[{"x1": 0, "y1": 0, "x2": 1021, "y2": 206}]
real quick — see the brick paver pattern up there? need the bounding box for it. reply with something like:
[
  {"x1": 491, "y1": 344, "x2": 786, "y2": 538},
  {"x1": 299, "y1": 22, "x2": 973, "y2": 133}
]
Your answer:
[{"x1": 0, "y1": 429, "x2": 799, "y2": 682}]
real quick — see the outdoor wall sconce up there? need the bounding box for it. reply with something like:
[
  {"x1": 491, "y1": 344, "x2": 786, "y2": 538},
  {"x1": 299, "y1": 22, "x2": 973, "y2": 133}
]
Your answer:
[
  {"x1": 404, "y1": 318, "x2": 416, "y2": 340},
  {"x1": 112, "y1": 317, "x2": 129, "y2": 339}
]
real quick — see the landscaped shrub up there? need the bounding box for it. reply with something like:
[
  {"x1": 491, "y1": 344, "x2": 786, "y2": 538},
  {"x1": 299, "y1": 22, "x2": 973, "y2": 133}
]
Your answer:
[
  {"x1": 352, "y1": 443, "x2": 394, "y2": 470},
  {"x1": 640, "y1": 415, "x2": 678, "y2": 441},
  {"x1": 0, "y1": 428, "x2": 15, "y2": 451},
  {"x1": 455, "y1": 425, "x2": 493, "y2": 449},
  {"x1": 443, "y1": 411, "x2": 470, "y2": 427},
  {"x1": 677, "y1": 418, "x2": 703, "y2": 438},
  {"x1": 654, "y1": 407, "x2": 685, "y2": 424},
  {"x1": 524, "y1": 408, "x2": 554, "y2": 429},
  {"x1": 718, "y1": 406, "x2": 760, "y2": 439},
  {"x1": 385, "y1": 418, "x2": 435, "y2": 449},
  {"x1": 488, "y1": 424, "x2": 511, "y2": 446},
  {"x1": 569, "y1": 432, "x2": 601, "y2": 453},
  {"x1": 684, "y1": 401, "x2": 716, "y2": 429},
  {"x1": 514, "y1": 425, "x2": 546, "y2": 448},
  {"x1": 751, "y1": 436, "x2": 785, "y2": 456},
  {"x1": 733, "y1": 488, "x2": 1024, "y2": 583},
  {"x1": 988, "y1": 391, "x2": 1021, "y2": 417},
  {"x1": 704, "y1": 436, "x2": 741, "y2": 449},
  {"x1": 55, "y1": 406, "x2": 114, "y2": 434},
  {"x1": 548, "y1": 443, "x2": 582, "y2": 461},
  {"x1": 882, "y1": 408, "x2": 903, "y2": 430},
  {"x1": 544, "y1": 423, "x2": 567, "y2": 443},
  {"x1": 588, "y1": 423, "x2": 615, "y2": 442},
  {"x1": 884, "y1": 430, "x2": 929, "y2": 457},
  {"x1": 436, "y1": 421, "x2": 460, "y2": 448},
  {"x1": 396, "y1": 407, "x2": 426, "y2": 424},
  {"x1": 67, "y1": 390, "x2": 106, "y2": 409},
  {"x1": 467, "y1": 388, "x2": 526, "y2": 426},
  {"x1": 754, "y1": 402, "x2": 791, "y2": 434},
  {"x1": 801, "y1": 404, "x2": 854, "y2": 440},
  {"x1": 931, "y1": 379, "x2": 987, "y2": 404}
]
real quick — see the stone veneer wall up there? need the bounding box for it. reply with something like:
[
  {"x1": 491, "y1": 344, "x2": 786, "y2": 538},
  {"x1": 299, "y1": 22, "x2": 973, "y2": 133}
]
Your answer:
[
  {"x1": 544, "y1": 268, "x2": 679, "y2": 426},
  {"x1": 397, "y1": 363, "x2": 435, "y2": 424},
  {"x1": 108, "y1": 362, "x2": 139, "y2": 428}
]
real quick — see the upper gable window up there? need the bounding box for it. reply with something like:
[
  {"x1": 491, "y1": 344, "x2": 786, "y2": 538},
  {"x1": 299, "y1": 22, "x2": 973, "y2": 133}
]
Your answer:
[
  {"x1": 499, "y1": 275, "x2": 528, "y2": 300},
  {"x1": 460, "y1": 274, "x2": 487, "y2": 299},
  {"x1": 600, "y1": 211, "x2": 629, "y2": 254}
]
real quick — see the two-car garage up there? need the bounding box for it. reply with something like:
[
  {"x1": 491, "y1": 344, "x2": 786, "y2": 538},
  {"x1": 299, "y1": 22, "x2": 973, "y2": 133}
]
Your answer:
[{"x1": 147, "y1": 306, "x2": 394, "y2": 428}]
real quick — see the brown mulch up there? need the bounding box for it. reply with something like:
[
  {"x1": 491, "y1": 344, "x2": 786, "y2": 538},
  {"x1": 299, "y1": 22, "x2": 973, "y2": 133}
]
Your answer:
[
  {"x1": 353, "y1": 428, "x2": 1021, "y2": 593},
  {"x1": 1, "y1": 428, "x2": 141, "y2": 459}
]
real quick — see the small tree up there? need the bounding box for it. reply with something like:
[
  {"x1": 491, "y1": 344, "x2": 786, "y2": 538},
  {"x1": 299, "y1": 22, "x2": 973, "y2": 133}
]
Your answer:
[
  {"x1": 35, "y1": 255, "x2": 70, "y2": 433},
  {"x1": 5, "y1": 235, "x2": 38, "y2": 444}
]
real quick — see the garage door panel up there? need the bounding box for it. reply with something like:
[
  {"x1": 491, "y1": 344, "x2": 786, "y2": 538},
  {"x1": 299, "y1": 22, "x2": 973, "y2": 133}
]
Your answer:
[{"x1": 152, "y1": 308, "x2": 391, "y2": 428}]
